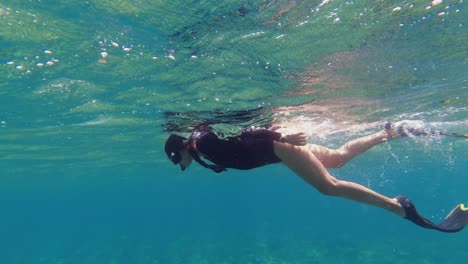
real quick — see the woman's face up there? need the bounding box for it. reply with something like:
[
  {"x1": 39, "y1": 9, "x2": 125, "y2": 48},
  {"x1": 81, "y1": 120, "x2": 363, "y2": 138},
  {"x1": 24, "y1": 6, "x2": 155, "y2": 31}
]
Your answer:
[{"x1": 178, "y1": 148, "x2": 193, "y2": 171}]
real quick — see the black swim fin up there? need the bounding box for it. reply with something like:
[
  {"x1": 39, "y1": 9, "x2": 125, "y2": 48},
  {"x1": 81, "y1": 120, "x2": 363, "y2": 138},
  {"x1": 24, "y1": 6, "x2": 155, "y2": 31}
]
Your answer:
[
  {"x1": 440, "y1": 204, "x2": 468, "y2": 231},
  {"x1": 396, "y1": 195, "x2": 468, "y2": 233},
  {"x1": 440, "y1": 132, "x2": 468, "y2": 139},
  {"x1": 384, "y1": 122, "x2": 468, "y2": 139}
]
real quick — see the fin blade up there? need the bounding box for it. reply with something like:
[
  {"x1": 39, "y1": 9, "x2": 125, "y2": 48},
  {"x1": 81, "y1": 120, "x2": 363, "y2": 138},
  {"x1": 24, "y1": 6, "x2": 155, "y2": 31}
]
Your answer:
[{"x1": 439, "y1": 204, "x2": 468, "y2": 232}]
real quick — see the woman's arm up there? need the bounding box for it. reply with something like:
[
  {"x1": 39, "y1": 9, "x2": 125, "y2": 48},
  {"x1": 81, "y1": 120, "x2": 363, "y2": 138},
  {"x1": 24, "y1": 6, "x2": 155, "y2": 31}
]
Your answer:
[{"x1": 279, "y1": 132, "x2": 308, "y2": 146}]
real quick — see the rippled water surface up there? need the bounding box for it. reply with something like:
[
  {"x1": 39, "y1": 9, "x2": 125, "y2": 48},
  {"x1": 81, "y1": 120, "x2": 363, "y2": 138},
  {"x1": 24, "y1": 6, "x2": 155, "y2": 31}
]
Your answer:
[{"x1": 1, "y1": 0, "x2": 467, "y2": 263}]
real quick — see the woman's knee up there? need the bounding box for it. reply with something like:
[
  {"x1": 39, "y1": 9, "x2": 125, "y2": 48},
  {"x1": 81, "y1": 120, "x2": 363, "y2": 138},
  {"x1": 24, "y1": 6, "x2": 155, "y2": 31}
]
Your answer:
[{"x1": 316, "y1": 178, "x2": 340, "y2": 196}]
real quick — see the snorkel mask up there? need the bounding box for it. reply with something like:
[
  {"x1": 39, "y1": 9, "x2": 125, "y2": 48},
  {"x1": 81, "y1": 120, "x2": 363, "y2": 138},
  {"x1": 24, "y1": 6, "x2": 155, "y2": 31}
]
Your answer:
[{"x1": 164, "y1": 134, "x2": 188, "y2": 165}]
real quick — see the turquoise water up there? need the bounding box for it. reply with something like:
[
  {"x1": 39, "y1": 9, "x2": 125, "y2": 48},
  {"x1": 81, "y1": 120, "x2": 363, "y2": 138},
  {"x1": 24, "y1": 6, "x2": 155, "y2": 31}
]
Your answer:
[{"x1": 1, "y1": 0, "x2": 467, "y2": 263}]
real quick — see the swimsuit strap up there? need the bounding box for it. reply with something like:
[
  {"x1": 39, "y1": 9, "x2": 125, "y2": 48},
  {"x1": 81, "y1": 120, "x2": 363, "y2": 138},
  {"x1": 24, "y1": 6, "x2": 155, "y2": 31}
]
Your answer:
[{"x1": 189, "y1": 149, "x2": 226, "y2": 173}]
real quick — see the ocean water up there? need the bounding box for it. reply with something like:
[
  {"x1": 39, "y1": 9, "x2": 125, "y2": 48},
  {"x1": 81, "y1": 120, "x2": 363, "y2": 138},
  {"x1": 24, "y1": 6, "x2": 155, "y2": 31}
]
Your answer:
[{"x1": 0, "y1": 0, "x2": 467, "y2": 263}]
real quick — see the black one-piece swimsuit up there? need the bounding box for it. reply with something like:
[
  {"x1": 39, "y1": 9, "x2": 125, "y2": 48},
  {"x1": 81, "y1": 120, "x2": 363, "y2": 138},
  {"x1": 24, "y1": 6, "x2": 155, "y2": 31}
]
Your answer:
[{"x1": 190, "y1": 126, "x2": 282, "y2": 170}]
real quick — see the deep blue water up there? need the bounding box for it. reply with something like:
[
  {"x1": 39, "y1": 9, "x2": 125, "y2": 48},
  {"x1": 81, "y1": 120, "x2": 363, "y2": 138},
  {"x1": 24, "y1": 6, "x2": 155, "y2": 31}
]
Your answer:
[{"x1": 1, "y1": 0, "x2": 467, "y2": 263}]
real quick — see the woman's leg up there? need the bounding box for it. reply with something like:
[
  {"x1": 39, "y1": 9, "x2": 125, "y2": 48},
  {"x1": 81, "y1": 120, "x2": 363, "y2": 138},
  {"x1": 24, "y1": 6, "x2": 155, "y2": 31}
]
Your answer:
[
  {"x1": 309, "y1": 129, "x2": 396, "y2": 168},
  {"x1": 273, "y1": 141, "x2": 405, "y2": 216}
]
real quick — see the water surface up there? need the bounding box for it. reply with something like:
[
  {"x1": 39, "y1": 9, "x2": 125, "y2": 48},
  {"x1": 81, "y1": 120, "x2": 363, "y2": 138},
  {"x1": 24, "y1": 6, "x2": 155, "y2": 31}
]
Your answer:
[{"x1": 1, "y1": 0, "x2": 467, "y2": 263}]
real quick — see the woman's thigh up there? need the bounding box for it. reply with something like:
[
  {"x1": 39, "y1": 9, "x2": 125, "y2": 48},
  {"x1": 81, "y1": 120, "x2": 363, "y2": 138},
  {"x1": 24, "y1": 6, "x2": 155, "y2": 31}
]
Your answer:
[
  {"x1": 307, "y1": 144, "x2": 344, "y2": 168},
  {"x1": 273, "y1": 142, "x2": 337, "y2": 190}
]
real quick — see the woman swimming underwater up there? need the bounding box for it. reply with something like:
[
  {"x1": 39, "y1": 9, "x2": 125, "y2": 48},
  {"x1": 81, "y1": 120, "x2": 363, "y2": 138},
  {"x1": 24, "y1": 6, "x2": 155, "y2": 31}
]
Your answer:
[{"x1": 164, "y1": 122, "x2": 468, "y2": 233}]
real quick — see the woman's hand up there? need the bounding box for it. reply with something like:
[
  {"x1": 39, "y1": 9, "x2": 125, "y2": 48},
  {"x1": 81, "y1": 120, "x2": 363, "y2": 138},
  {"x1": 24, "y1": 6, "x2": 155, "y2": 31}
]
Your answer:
[{"x1": 282, "y1": 132, "x2": 308, "y2": 146}]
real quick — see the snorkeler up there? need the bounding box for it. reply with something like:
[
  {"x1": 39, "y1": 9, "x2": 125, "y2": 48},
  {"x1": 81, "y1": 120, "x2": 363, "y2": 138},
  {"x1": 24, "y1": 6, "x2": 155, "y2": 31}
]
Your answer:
[{"x1": 164, "y1": 122, "x2": 468, "y2": 233}]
